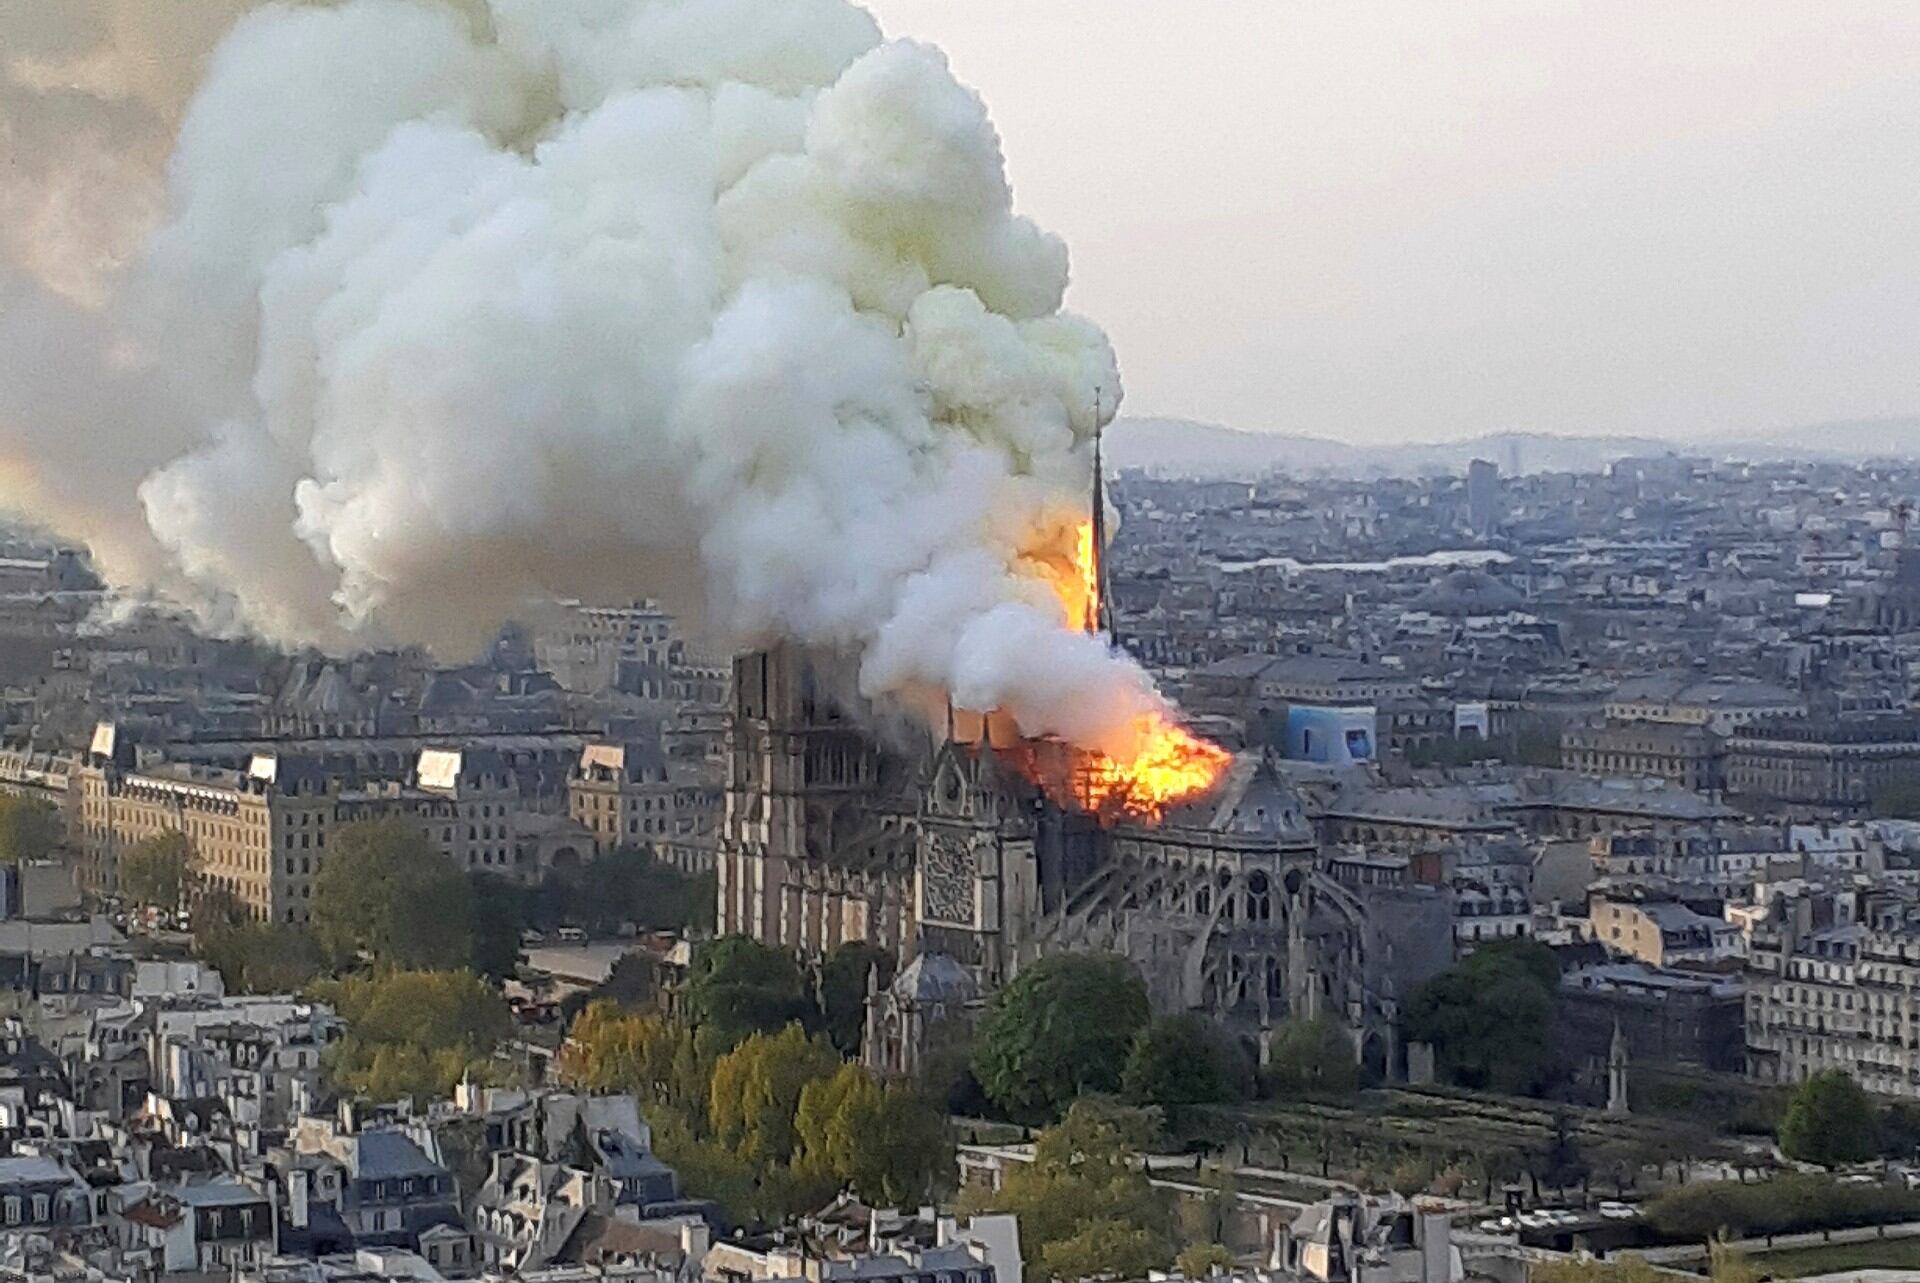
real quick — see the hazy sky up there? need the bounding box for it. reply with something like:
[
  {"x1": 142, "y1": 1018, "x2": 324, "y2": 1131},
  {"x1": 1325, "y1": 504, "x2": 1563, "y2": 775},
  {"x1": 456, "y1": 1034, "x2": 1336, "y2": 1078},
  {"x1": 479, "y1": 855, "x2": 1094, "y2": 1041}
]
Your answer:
[{"x1": 865, "y1": 1, "x2": 1920, "y2": 444}]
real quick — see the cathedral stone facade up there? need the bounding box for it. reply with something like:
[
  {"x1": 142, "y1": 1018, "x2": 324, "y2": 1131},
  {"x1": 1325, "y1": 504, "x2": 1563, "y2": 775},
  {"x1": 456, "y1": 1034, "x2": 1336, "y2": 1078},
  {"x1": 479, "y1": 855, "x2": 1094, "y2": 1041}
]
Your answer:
[{"x1": 714, "y1": 648, "x2": 1450, "y2": 1073}]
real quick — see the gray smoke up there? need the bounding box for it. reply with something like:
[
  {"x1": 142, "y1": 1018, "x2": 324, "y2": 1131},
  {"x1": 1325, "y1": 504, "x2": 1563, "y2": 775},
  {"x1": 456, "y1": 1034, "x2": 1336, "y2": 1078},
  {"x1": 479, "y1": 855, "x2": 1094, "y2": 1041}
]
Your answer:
[{"x1": 0, "y1": 0, "x2": 1184, "y2": 761}]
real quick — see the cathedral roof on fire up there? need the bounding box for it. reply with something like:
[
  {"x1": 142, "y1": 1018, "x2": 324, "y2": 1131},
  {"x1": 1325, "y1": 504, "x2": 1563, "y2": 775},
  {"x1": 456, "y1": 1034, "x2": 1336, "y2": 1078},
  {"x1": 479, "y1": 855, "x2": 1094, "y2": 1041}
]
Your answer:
[
  {"x1": 891, "y1": 952, "x2": 979, "y2": 1007},
  {"x1": 1161, "y1": 753, "x2": 1315, "y2": 847}
]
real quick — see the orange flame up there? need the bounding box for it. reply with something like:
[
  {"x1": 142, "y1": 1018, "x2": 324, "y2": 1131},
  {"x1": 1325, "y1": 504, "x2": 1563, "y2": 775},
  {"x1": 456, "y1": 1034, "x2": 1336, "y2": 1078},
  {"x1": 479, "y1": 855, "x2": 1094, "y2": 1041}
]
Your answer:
[
  {"x1": 997, "y1": 517, "x2": 1230, "y2": 824},
  {"x1": 1019, "y1": 517, "x2": 1101, "y2": 633},
  {"x1": 1007, "y1": 714, "x2": 1234, "y2": 825}
]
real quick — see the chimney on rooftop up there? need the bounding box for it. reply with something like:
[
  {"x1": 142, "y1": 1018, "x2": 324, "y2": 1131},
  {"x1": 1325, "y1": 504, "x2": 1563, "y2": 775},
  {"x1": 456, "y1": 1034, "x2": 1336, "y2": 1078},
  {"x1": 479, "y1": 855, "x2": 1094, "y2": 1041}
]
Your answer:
[{"x1": 288, "y1": 1168, "x2": 310, "y2": 1231}]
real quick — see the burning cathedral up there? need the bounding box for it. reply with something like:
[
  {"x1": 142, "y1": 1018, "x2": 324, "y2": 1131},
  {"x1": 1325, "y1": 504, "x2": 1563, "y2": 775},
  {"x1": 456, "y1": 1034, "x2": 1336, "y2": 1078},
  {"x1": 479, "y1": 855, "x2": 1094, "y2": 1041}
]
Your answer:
[{"x1": 713, "y1": 473, "x2": 1449, "y2": 1078}]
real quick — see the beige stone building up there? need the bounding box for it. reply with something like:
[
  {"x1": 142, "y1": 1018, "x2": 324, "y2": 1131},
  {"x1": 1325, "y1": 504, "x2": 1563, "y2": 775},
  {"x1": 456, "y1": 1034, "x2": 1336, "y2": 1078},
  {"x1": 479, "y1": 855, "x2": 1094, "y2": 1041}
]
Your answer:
[
  {"x1": 568, "y1": 742, "x2": 672, "y2": 855},
  {"x1": 73, "y1": 748, "x2": 323, "y2": 921},
  {"x1": 1746, "y1": 898, "x2": 1920, "y2": 1098},
  {"x1": 73, "y1": 726, "x2": 593, "y2": 923},
  {"x1": 1589, "y1": 894, "x2": 1744, "y2": 967},
  {"x1": 1560, "y1": 719, "x2": 1724, "y2": 792}
]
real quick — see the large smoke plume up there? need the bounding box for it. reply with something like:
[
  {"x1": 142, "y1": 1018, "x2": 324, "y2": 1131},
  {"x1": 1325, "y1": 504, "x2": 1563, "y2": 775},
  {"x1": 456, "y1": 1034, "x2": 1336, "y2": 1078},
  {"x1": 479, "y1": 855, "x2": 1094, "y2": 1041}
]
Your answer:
[{"x1": 0, "y1": 0, "x2": 1187, "y2": 763}]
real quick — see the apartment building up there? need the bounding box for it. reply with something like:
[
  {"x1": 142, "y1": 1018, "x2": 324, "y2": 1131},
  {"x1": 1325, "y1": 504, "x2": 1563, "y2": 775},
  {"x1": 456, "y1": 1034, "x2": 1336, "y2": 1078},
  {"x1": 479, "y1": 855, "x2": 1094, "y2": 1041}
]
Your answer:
[
  {"x1": 1746, "y1": 892, "x2": 1920, "y2": 1097},
  {"x1": 1560, "y1": 719, "x2": 1725, "y2": 792},
  {"x1": 568, "y1": 741, "x2": 674, "y2": 855},
  {"x1": 1604, "y1": 674, "x2": 1805, "y2": 733},
  {"x1": 74, "y1": 726, "x2": 593, "y2": 922},
  {"x1": 1589, "y1": 895, "x2": 1744, "y2": 967},
  {"x1": 568, "y1": 741, "x2": 717, "y2": 873},
  {"x1": 1727, "y1": 715, "x2": 1920, "y2": 813}
]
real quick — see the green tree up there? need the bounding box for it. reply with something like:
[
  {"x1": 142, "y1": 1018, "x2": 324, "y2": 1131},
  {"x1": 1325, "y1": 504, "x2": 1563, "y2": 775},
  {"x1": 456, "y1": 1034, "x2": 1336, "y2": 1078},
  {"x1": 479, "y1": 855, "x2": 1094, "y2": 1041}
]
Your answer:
[
  {"x1": 468, "y1": 873, "x2": 526, "y2": 980},
  {"x1": 1176, "y1": 1244, "x2": 1235, "y2": 1279},
  {"x1": 1121, "y1": 1014, "x2": 1248, "y2": 1119},
  {"x1": 792, "y1": 1061, "x2": 949, "y2": 1206},
  {"x1": 201, "y1": 922, "x2": 327, "y2": 993},
  {"x1": 1779, "y1": 1070, "x2": 1880, "y2": 1166},
  {"x1": 967, "y1": 1098, "x2": 1175, "y2": 1276},
  {"x1": 529, "y1": 847, "x2": 716, "y2": 936},
  {"x1": 820, "y1": 940, "x2": 894, "y2": 1056},
  {"x1": 190, "y1": 884, "x2": 248, "y2": 945},
  {"x1": 973, "y1": 953, "x2": 1150, "y2": 1123},
  {"x1": 1388, "y1": 1156, "x2": 1434, "y2": 1197},
  {"x1": 1646, "y1": 1172, "x2": 1920, "y2": 1240},
  {"x1": 707, "y1": 1023, "x2": 839, "y2": 1166},
  {"x1": 312, "y1": 820, "x2": 475, "y2": 969},
  {"x1": 684, "y1": 936, "x2": 815, "y2": 1049},
  {"x1": 0, "y1": 796, "x2": 60, "y2": 864},
  {"x1": 1264, "y1": 1018, "x2": 1358, "y2": 1096},
  {"x1": 561, "y1": 1002, "x2": 705, "y2": 1117},
  {"x1": 121, "y1": 831, "x2": 194, "y2": 909},
  {"x1": 1535, "y1": 1110, "x2": 1591, "y2": 1193},
  {"x1": 1042, "y1": 1220, "x2": 1169, "y2": 1283},
  {"x1": 1403, "y1": 938, "x2": 1562, "y2": 1094},
  {"x1": 794, "y1": 1061, "x2": 883, "y2": 1185},
  {"x1": 860, "y1": 1085, "x2": 953, "y2": 1207},
  {"x1": 1882, "y1": 1099, "x2": 1920, "y2": 1159},
  {"x1": 316, "y1": 969, "x2": 511, "y2": 1102},
  {"x1": 651, "y1": 1120, "x2": 764, "y2": 1226}
]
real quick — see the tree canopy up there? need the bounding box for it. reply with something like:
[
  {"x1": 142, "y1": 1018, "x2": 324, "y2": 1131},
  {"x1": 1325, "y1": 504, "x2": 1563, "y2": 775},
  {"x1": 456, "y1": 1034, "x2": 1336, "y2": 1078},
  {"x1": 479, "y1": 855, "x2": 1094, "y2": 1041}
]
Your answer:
[
  {"x1": 563, "y1": 1001, "x2": 949, "y2": 1227},
  {"x1": 1403, "y1": 937, "x2": 1562, "y2": 1094},
  {"x1": 1264, "y1": 1018, "x2": 1359, "y2": 1096},
  {"x1": 312, "y1": 819, "x2": 476, "y2": 970},
  {"x1": 1779, "y1": 1070, "x2": 1880, "y2": 1166},
  {"x1": 965, "y1": 1098, "x2": 1175, "y2": 1278},
  {"x1": 1121, "y1": 1014, "x2": 1249, "y2": 1119},
  {"x1": 1176, "y1": 1244, "x2": 1236, "y2": 1279},
  {"x1": 562, "y1": 1001, "x2": 702, "y2": 1111},
  {"x1": 794, "y1": 1062, "x2": 951, "y2": 1208},
  {"x1": 708, "y1": 1023, "x2": 840, "y2": 1166},
  {"x1": 1646, "y1": 1172, "x2": 1920, "y2": 1241},
  {"x1": 523, "y1": 846, "x2": 715, "y2": 936},
  {"x1": 684, "y1": 936, "x2": 815, "y2": 1049},
  {"x1": 820, "y1": 940, "x2": 894, "y2": 1056},
  {"x1": 316, "y1": 968, "x2": 511, "y2": 1103},
  {"x1": 120, "y1": 831, "x2": 194, "y2": 909},
  {"x1": 468, "y1": 872, "x2": 527, "y2": 981},
  {"x1": 973, "y1": 953, "x2": 1150, "y2": 1123},
  {"x1": 0, "y1": 796, "x2": 61, "y2": 864},
  {"x1": 201, "y1": 921, "x2": 327, "y2": 993}
]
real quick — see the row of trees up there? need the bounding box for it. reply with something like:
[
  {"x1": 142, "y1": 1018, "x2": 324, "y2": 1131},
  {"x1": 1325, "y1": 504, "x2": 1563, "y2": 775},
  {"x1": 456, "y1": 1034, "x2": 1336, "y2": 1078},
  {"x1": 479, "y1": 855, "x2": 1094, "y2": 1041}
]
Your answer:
[
  {"x1": 121, "y1": 820, "x2": 712, "y2": 992},
  {"x1": 1645, "y1": 1170, "x2": 1920, "y2": 1241},
  {"x1": 560, "y1": 936, "x2": 952, "y2": 1227},
  {"x1": 315, "y1": 969, "x2": 514, "y2": 1102},
  {"x1": 0, "y1": 795, "x2": 61, "y2": 864},
  {"x1": 962, "y1": 1099, "x2": 1179, "y2": 1279},
  {"x1": 972, "y1": 952, "x2": 1352, "y2": 1127},
  {"x1": 562, "y1": 935, "x2": 1347, "y2": 1269},
  {"x1": 148, "y1": 819, "x2": 711, "y2": 1104},
  {"x1": 1404, "y1": 948, "x2": 1920, "y2": 1174}
]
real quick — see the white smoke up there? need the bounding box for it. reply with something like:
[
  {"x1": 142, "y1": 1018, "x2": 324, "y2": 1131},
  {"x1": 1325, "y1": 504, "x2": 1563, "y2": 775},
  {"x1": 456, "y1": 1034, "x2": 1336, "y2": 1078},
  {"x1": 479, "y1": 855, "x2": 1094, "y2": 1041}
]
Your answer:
[{"x1": 0, "y1": 0, "x2": 1185, "y2": 761}]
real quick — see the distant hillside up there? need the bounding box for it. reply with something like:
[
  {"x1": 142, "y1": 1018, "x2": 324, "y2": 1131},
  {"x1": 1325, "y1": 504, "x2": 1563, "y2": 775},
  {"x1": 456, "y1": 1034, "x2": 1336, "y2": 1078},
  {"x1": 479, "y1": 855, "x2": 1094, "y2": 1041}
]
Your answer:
[
  {"x1": 1718, "y1": 417, "x2": 1920, "y2": 460},
  {"x1": 1106, "y1": 416, "x2": 1920, "y2": 478},
  {"x1": 1105, "y1": 418, "x2": 1667, "y2": 478}
]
